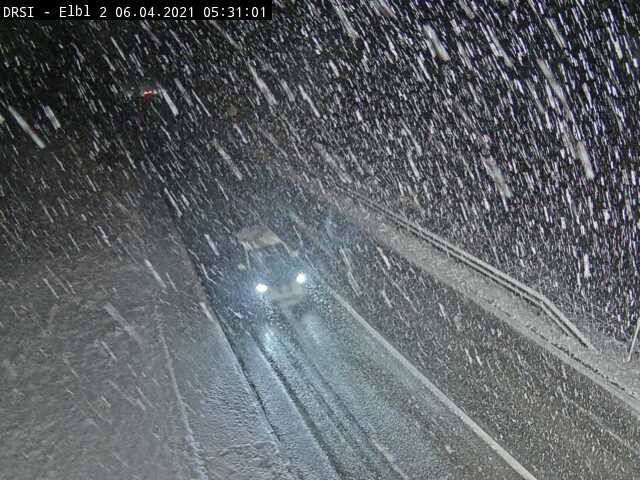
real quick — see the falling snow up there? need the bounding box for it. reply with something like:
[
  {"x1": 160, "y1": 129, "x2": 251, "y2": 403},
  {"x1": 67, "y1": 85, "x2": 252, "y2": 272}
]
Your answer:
[{"x1": 2, "y1": 4, "x2": 640, "y2": 479}]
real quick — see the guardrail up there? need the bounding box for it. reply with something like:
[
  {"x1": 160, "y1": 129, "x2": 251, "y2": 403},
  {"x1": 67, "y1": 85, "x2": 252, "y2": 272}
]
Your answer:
[{"x1": 333, "y1": 184, "x2": 595, "y2": 351}]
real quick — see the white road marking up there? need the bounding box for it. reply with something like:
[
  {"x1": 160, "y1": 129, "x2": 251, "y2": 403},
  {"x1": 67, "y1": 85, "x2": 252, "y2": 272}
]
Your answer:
[{"x1": 326, "y1": 286, "x2": 539, "y2": 480}]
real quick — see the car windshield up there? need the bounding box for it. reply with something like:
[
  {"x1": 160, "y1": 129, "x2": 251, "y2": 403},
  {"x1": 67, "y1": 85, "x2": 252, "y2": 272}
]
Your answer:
[{"x1": 250, "y1": 243, "x2": 289, "y2": 268}]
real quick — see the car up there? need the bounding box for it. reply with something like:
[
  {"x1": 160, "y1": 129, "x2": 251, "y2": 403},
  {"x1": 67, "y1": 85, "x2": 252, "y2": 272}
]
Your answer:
[
  {"x1": 121, "y1": 80, "x2": 163, "y2": 102},
  {"x1": 236, "y1": 224, "x2": 308, "y2": 307}
]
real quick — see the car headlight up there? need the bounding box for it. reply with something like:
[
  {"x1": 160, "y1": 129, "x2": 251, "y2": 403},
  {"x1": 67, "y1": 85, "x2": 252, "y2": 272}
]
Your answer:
[
  {"x1": 295, "y1": 272, "x2": 306, "y2": 284},
  {"x1": 256, "y1": 283, "x2": 268, "y2": 293}
]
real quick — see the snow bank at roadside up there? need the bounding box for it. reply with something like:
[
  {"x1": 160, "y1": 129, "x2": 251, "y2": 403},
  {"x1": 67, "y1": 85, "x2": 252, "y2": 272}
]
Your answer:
[{"x1": 0, "y1": 162, "x2": 293, "y2": 480}]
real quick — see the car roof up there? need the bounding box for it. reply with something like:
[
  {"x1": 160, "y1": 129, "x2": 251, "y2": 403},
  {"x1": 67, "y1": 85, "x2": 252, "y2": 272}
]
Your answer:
[{"x1": 236, "y1": 225, "x2": 283, "y2": 251}]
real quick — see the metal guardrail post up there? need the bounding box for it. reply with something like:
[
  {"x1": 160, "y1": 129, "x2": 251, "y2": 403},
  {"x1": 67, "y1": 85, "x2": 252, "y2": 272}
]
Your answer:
[{"x1": 628, "y1": 319, "x2": 640, "y2": 362}]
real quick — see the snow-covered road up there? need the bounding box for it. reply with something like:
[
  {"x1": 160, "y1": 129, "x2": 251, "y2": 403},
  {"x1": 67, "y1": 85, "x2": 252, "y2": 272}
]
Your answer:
[
  {"x1": 175, "y1": 171, "x2": 640, "y2": 480},
  {"x1": 220, "y1": 276, "x2": 533, "y2": 479}
]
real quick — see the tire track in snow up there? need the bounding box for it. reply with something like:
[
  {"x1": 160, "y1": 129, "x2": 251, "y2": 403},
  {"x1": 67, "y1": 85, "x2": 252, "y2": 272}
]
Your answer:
[{"x1": 326, "y1": 286, "x2": 539, "y2": 480}]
